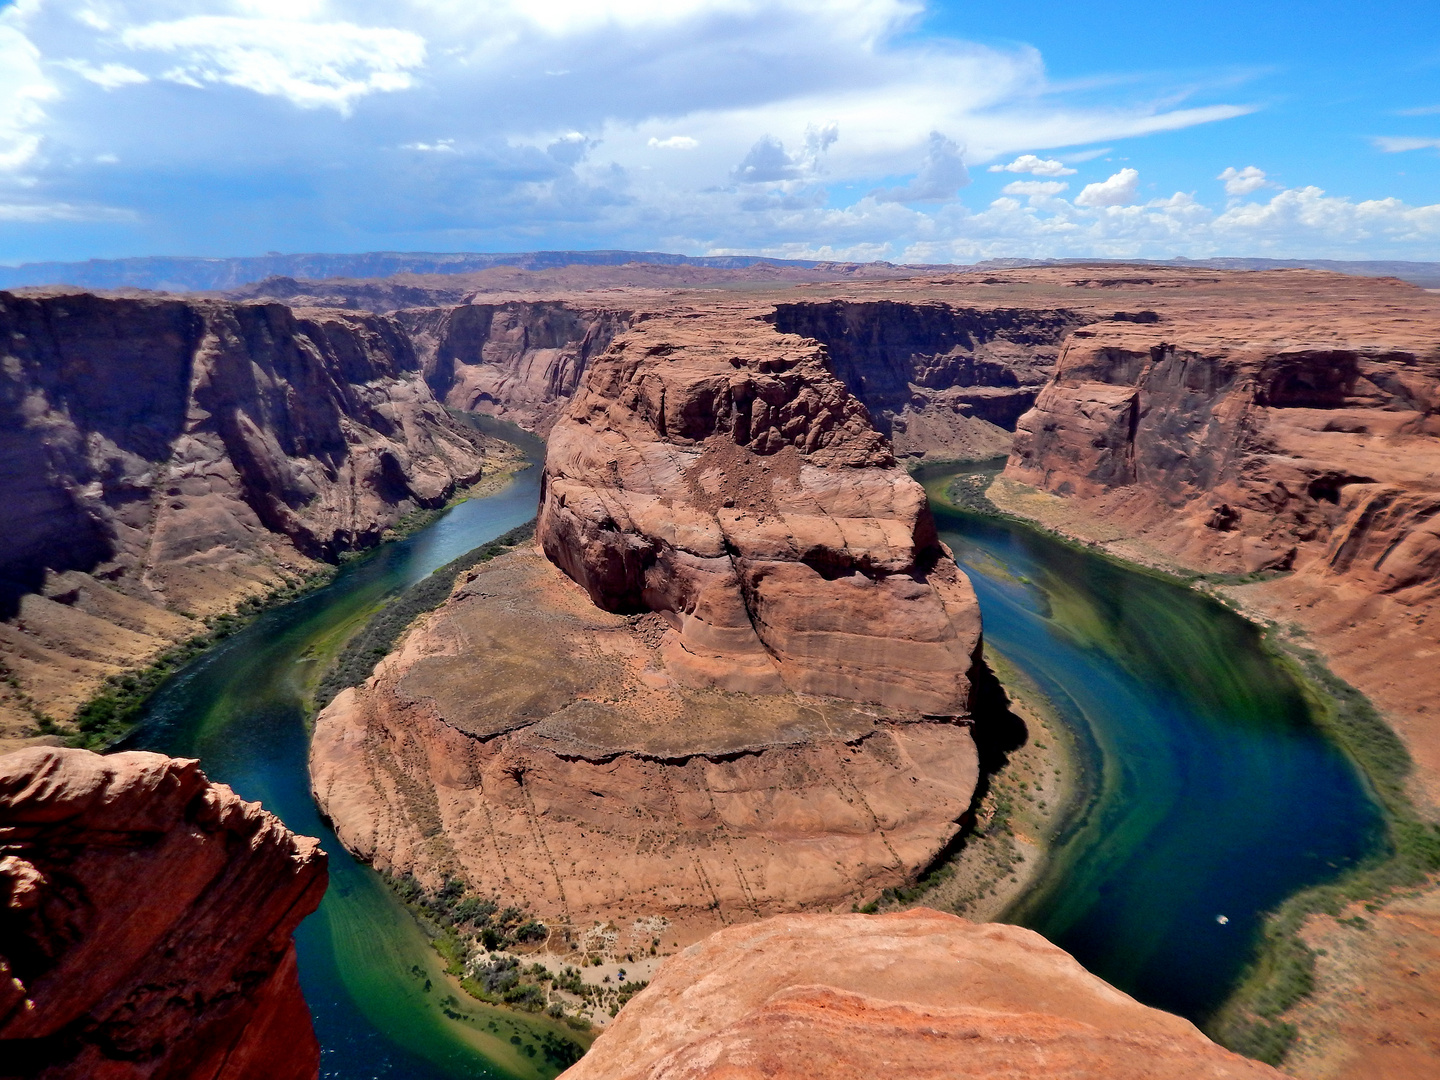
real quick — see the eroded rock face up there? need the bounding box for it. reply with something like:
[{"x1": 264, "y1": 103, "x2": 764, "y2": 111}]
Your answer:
[
  {"x1": 312, "y1": 308, "x2": 983, "y2": 941},
  {"x1": 0, "y1": 747, "x2": 327, "y2": 1080},
  {"x1": 998, "y1": 272, "x2": 1440, "y2": 813},
  {"x1": 769, "y1": 300, "x2": 1086, "y2": 459},
  {"x1": 399, "y1": 302, "x2": 631, "y2": 435},
  {"x1": 561, "y1": 909, "x2": 1286, "y2": 1080},
  {"x1": 1008, "y1": 307, "x2": 1440, "y2": 588},
  {"x1": 0, "y1": 290, "x2": 517, "y2": 745},
  {"x1": 537, "y1": 311, "x2": 980, "y2": 714}
]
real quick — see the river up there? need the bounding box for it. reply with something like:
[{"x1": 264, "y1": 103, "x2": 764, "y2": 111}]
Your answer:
[
  {"x1": 918, "y1": 461, "x2": 1384, "y2": 1022},
  {"x1": 124, "y1": 455, "x2": 1385, "y2": 1078}
]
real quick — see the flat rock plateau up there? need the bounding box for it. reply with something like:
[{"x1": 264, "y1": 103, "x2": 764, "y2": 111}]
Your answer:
[
  {"x1": 311, "y1": 305, "x2": 987, "y2": 941},
  {"x1": 561, "y1": 908, "x2": 1287, "y2": 1080},
  {"x1": 0, "y1": 746, "x2": 327, "y2": 1079},
  {"x1": 0, "y1": 290, "x2": 520, "y2": 751}
]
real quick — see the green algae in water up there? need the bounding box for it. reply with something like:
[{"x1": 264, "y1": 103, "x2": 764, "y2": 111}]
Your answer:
[{"x1": 920, "y1": 466, "x2": 1386, "y2": 1024}]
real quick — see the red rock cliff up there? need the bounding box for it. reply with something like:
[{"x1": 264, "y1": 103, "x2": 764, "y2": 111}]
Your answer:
[
  {"x1": 537, "y1": 309, "x2": 981, "y2": 714},
  {"x1": 560, "y1": 909, "x2": 1286, "y2": 1080},
  {"x1": 0, "y1": 746, "x2": 327, "y2": 1080},
  {"x1": 0, "y1": 290, "x2": 518, "y2": 746}
]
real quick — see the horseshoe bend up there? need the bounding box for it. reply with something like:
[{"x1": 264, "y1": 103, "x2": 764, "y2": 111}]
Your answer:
[{"x1": 310, "y1": 307, "x2": 987, "y2": 938}]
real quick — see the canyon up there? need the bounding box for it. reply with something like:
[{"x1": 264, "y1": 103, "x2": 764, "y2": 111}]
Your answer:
[
  {"x1": 3, "y1": 258, "x2": 1439, "y2": 1078},
  {"x1": 0, "y1": 290, "x2": 519, "y2": 751},
  {"x1": 0, "y1": 746, "x2": 326, "y2": 1079}
]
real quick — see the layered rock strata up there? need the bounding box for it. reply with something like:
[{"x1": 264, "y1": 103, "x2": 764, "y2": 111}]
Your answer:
[
  {"x1": 0, "y1": 746, "x2": 327, "y2": 1080},
  {"x1": 1003, "y1": 278, "x2": 1440, "y2": 806},
  {"x1": 769, "y1": 299, "x2": 1086, "y2": 459},
  {"x1": 312, "y1": 309, "x2": 983, "y2": 940},
  {"x1": 560, "y1": 909, "x2": 1286, "y2": 1080},
  {"x1": 0, "y1": 290, "x2": 517, "y2": 748},
  {"x1": 399, "y1": 302, "x2": 631, "y2": 434}
]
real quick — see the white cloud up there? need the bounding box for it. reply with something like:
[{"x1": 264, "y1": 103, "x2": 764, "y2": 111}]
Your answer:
[
  {"x1": 1218, "y1": 165, "x2": 1273, "y2": 196},
  {"x1": 1372, "y1": 136, "x2": 1440, "y2": 153},
  {"x1": 0, "y1": 22, "x2": 55, "y2": 172},
  {"x1": 60, "y1": 60, "x2": 150, "y2": 90},
  {"x1": 0, "y1": 199, "x2": 134, "y2": 221},
  {"x1": 873, "y1": 131, "x2": 968, "y2": 202},
  {"x1": 733, "y1": 123, "x2": 838, "y2": 183},
  {"x1": 1074, "y1": 167, "x2": 1138, "y2": 207},
  {"x1": 1002, "y1": 178, "x2": 1067, "y2": 202},
  {"x1": 988, "y1": 153, "x2": 1075, "y2": 176},
  {"x1": 120, "y1": 16, "x2": 426, "y2": 113},
  {"x1": 404, "y1": 139, "x2": 455, "y2": 152},
  {"x1": 648, "y1": 136, "x2": 699, "y2": 149}
]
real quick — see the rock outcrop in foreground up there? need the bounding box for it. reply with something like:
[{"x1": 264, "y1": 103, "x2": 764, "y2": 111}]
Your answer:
[
  {"x1": 0, "y1": 747, "x2": 327, "y2": 1080},
  {"x1": 0, "y1": 290, "x2": 518, "y2": 749},
  {"x1": 561, "y1": 909, "x2": 1285, "y2": 1080},
  {"x1": 312, "y1": 308, "x2": 983, "y2": 941}
]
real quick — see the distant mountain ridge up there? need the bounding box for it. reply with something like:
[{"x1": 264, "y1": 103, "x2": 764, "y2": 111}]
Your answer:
[
  {"x1": 977, "y1": 256, "x2": 1440, "y2": 288},
  {"x1": 2, "y1": 249, "x2": 1438, "y2": 292},
  {"x1": 0, "y1": 250, "x2": 850, "y2": 292}
]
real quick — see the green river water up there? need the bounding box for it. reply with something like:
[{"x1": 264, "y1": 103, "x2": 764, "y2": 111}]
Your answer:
[{"x1": 124, "y1": 458, "x2": 1385, "y2": 1077}]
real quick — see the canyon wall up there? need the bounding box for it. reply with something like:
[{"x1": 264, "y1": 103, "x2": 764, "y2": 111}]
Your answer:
[
  {"x1": 312, "y1": 305, "x2": 985, "y2": 942},
  {"x1": 769, "y1": 300, "x2": 1088, "y2": 459},
  {"x1": 0, "y1": 290, "x2": 517, "y2": 748},
  {"x1": 398, "y1": 302, "x2": 631, "y2": 435},
  {"x1": 561, "y1": 909, "x2": 1286, "y2": 1080},
  {"x1": 0, "y1": 746, "x2": 327, "y2": 1080},
  {"x1": 1000, "y1": 275, "x2": 1440, "y2": 810}
]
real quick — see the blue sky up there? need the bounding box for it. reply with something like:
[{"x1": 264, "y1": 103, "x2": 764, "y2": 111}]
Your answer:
[{"x1": 0, "y1": 0, "x2": 1436, "y2": 264}]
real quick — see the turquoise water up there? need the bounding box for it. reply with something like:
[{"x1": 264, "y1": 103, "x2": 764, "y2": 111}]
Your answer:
[{"x1": 919, "y1": 464, "x2": 1386, "y2": 1022}]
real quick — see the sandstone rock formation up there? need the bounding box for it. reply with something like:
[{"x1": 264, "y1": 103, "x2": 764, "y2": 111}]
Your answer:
[
  {"x1": 1002, "y1": 272, "x2": 1440, "y2": 804},
  {"x1": 560, "y1": 908, "x2": 1287, "y2": 1080},
  {"x1": 399, "y1": 302, "x2": 630, "y2": 434},
  {"x1": 0, "y1": 746, "x2": 327, "y2": 1080},
  {"x1": 770, "y1": 299, "x2": 1086, "y2": 459},
  {"x1": 0, "y1": 290, "x2": 518, "y2": 748},
  {"x1": 537, "y1": 312, "x2": 981, "y2": 711},
  {"x1": 312, "y1": 308, "x2": 984, "y2": 941}
]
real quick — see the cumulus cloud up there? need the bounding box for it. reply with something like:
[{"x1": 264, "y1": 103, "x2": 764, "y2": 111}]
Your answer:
[
  {"x1": 0, "y1": 22, "x2": 54, "y2": 172},
  {"x1": 873, "y1": 131, "x2": 969, "y2": 202},
  {"x1": 733, "y1": 123, "x2": 838, "y2": 184},
  {"x1": 1074, "y1": 167, "x2": 1139, "y2": 207},
  {"x1": 1372, "y1": 136, "x2": 1440, "y2": 153},
  {"x1": 1002, "y1": 179, "x2": 1067, "y2": 203},
  {"x1": 988, "y1": 153, "x2": 1075, "y2": 176},
  {"x1": 1218, "y1": 165, "x2": 1274, "y2": 196},
  {"x1": 649, "y1": 136, "x2": 698, "y2": 149}
]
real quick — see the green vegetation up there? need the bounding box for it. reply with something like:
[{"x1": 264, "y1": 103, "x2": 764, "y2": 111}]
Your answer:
[
  {"x1": 1210, "y1": 638, "x2": 1440, "y2": 1064},
  {"x1": 68, "y1": 568, "x2": 338, "y2": 749},
  {"x1": 313, "y1": 520, "x2": 535, "y2": 711},
  {"x1": 381, "y1": 870, "x2": 643, "y2": 1036}
]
